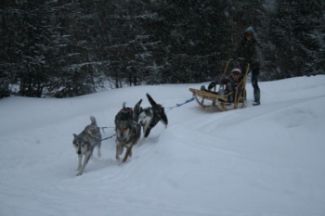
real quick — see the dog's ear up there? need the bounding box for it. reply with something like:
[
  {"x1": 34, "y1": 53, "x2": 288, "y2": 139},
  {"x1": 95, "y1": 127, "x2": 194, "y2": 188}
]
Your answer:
[
  {"x1": 90, "y1": 116, "x2": 97, "y2": 125},
  {"x1": 146, "y1": 93, "x2": 157, "y2": 107},
  {"x1": 73, "y1": 133, "x2": 78, "y2": 138},
  {"x1": 134, "y1": 99, "x2": 142, "y2": 111},
  {"x1": 133, "y1": 99, "x2": 142, "y2": 121}
]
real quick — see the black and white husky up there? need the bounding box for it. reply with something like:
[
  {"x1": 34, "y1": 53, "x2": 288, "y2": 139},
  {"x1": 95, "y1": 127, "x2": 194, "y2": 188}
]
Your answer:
[
  {"x1": 115, "y1": 101, "x2": 142, "y2": 163},
  {"x1": 136, "y1": 93, "x2": 168, "y2": 138},
  {"x1": 72, "y1": 116, "x2": 102, "y2": 176}
]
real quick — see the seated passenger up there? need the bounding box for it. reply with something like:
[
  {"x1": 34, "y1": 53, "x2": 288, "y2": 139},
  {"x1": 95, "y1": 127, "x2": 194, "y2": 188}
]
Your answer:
[
  {"x1": 201, "y1": 67, "x2": 243, "y2": 95},
  {"x1": 220, "y1": 68, "x2": 243, "y2": 102},
  {"x1": 222, "y1": 68, "x2": 243, "y2": 91}
]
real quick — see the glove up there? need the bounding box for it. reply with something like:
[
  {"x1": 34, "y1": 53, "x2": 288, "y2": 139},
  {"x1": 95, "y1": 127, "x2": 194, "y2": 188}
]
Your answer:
[{"x1": 208, "y1": 82, "x2": 216, "y2": 90}]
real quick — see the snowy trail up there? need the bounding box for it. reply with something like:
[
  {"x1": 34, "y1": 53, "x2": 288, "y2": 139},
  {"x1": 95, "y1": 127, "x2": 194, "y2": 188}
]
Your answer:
[{"x1": 1, "y1": 76, "x2": 325, "y2": 216}]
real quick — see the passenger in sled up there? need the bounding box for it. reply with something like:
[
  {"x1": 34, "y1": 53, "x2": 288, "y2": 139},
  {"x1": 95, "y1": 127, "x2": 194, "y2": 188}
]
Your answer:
[
  {"x1": 201, "y1": 67, "x2": 243, "y2": 103},
  {"x1": 219, "y1": 67, "x2": 244, "y2": 103}
]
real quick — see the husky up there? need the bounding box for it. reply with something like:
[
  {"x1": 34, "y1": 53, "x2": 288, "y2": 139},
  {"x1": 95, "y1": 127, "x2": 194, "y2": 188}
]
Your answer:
[
  {"x1": 72, "y1": 116, "x2": 102, "y2": 176},
  {"x1": 136, "y1": 93, "x2": 168, "y2": 138},
  {"x1": 115, "y1": 101, "x2": 142, "y2": 163}
]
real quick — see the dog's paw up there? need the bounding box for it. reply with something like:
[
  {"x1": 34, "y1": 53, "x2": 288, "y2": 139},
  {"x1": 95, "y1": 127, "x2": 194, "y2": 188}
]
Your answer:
[
  {"x1": 76, "y1": 168, "x2": 84, "y2": 176},
  {"x1": 118, "y1": 159, "x2": 129, "y2": 166}
]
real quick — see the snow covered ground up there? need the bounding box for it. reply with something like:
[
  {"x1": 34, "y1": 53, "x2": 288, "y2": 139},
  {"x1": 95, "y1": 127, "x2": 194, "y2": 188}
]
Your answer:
[{"x1": 1, "y1": 75, "x2": 325, "y2": 216}]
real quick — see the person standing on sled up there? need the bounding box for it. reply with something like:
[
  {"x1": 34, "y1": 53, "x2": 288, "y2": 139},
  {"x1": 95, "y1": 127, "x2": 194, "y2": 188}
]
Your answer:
[{"x1": 234, "y1": 26, "x2": 261, "y2": 105}]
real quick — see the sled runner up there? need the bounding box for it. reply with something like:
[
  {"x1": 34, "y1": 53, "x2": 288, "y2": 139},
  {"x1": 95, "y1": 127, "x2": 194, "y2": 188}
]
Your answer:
[{"x1": 189, "y1": 59, "x2": 250, "y2": 111}]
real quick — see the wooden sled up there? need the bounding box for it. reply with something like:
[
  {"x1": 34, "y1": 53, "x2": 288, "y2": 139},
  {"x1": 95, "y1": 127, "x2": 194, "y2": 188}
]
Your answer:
[{"x1": 189, "y1": 59, "x2": 249, "y2": 111}]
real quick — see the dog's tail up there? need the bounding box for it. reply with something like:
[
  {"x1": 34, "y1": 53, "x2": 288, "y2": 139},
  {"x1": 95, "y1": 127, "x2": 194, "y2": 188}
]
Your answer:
[
  {"x1": 161, "y1": 111, "x2": 168, "y2": 127},
  {"x1": 146, "y1": 93, "x2": 157, "y2": 107},
  {"x1": 90, "y1": 116, "x2": 97, "y2": 126}
]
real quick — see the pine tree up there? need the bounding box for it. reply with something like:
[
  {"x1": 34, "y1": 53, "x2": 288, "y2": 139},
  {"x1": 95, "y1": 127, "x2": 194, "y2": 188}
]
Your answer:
[
  {"x1": 269, "y1": 0, "x2": 324, "y2": 78},
  {"x1": 0, "y1": 1, "x2": 52, "y2": 97},
  {"x1": 150, "y1": 0, "x2": 234, "y2": 83}
]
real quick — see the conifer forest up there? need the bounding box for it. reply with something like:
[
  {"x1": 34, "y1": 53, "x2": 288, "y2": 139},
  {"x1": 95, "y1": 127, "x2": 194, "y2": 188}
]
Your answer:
[{"x1": 0, "y1": 0, "x2": 324, "y2": 98}]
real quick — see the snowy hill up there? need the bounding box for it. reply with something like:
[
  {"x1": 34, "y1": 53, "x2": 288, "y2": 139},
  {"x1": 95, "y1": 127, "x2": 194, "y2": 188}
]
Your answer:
[{"x1": 1, "y1": 76, "x2": 325, "y2": 216}]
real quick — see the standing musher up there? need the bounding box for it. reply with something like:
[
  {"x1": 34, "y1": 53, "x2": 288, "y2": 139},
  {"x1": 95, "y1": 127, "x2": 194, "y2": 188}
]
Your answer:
[{"x1": 234, "y1": 26, "x2": 261, "y2": 105}]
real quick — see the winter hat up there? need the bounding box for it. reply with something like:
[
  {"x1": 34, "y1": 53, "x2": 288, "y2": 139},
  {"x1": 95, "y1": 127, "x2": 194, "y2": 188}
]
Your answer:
[
  {"x1": 231, "y1": 68, "x2": 242, "y2": 74},
  {"x1": 244, "y1": 26, "x2": 255, "y2": 34},
  {"x1": 244, "y1": 26, "x2": 255, "y2": 38}
]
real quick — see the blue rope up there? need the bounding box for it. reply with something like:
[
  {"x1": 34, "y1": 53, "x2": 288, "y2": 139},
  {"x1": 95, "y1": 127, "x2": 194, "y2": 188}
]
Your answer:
[{"x1": 167, "y1": 97, "x2": 195, "y2": 111}]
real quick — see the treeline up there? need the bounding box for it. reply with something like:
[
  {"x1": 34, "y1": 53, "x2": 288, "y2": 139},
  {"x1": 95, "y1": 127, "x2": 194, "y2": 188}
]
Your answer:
[{"x1": 0, "y1": 0, "x2": 324, "y2": 98}]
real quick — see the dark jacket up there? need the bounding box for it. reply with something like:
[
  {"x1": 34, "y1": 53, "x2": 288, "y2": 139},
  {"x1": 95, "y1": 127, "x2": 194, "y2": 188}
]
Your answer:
[{"x1": 234, "y1": 28, "x2": 260, "y2": 70}]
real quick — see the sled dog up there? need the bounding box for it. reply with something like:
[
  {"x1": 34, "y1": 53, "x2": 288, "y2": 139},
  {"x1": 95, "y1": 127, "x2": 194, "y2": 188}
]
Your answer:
[
  {"x1": 115, "y1": 101, "x2": 142, "y2": 162},
  {"x1": 136, "y1": 93, "x2": 168, "y2": 138},
  {"x1": 72, "y1": 116, "x2": 102, "y2": 176}
]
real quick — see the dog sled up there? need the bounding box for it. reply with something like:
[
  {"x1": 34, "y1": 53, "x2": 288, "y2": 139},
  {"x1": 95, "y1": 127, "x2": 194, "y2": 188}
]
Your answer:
[{"x1": 189, "y1": 59, "x2": 250, "y2": 111}]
